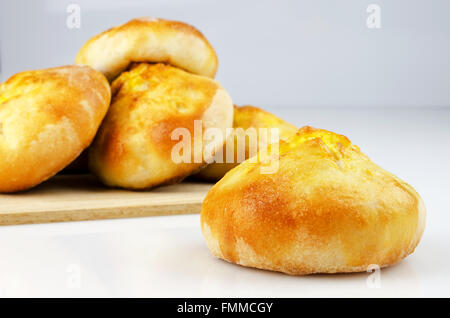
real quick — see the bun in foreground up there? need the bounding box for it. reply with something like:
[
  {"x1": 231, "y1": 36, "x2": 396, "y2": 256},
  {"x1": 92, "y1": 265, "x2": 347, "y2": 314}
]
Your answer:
[
  {"x1": 201, "y1": 126, "x2": 426, "y2": 275},
  {"x1": 0, "y1": 65, "x2": 111, "y2": 193}
]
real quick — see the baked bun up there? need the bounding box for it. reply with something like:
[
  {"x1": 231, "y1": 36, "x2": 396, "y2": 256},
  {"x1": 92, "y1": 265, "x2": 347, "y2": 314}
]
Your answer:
[
  {"x1": 201, "y1": 126, "x2": 426, "y2": 275},
  {"x1": 0, "y1": 65, "x2": 111, "y2": 193},
  {"x1": 194, "y1": 105, "x2": 297, "y2": 181},
  {"x1": 89, "y1": 63, "x2": 233, "y2": 189},
  {"x1": 75, "y1": 17, "x2": 218, "y2": 81}
]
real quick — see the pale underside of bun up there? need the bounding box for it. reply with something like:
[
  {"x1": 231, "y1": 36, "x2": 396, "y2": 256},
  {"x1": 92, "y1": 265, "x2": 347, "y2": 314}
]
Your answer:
[
  {"x1": 89, "y1": 63, "x2": 233, "y2": 190},
  {"x1": 0, "y1": 65, "x2": 111, "y2": 193},
  {"x1": 201, "y1": 126, "x2": 426, "y2": 275},
  {"x1": 75, "y1": 17, "x2": 218, "y2": 81}
]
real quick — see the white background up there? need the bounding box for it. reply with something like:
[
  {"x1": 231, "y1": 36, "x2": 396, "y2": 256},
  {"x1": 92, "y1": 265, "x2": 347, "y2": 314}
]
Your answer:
[
  {"x1": 1, "y1": 0, "x2": 449, "y2": 109},
  {"x1": 0, "y1": 0, "x2": 449, "y2": 297}
]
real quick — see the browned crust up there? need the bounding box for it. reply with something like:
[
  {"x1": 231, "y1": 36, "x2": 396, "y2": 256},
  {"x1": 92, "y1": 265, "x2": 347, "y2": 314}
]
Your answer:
[
  {"x1": 194, "y1": 104, "x2": 298, "y2": 181},
  {"x1": 88, "y1": 63, "x2": 233, "y2": 190},
  {"x1": 76, "y1": 17, "x2": 218, "y2": 81},
  {"x1": 201, "y1": 126, "x2": 426, "y2": 275},
  {"x1": 0, "y1": 65, "x2": 111, "y2": 193}
]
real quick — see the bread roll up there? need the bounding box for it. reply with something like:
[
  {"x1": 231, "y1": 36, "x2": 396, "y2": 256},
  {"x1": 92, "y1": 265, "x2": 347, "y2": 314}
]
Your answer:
[
  {"x1": 89, "y1": 63, "x2": 233, "y2": 189},
  {"x1": 0, "y1": 65, "x2": 111, "y2": 193},
  {"x1": 201, "y1": 126, "x2": 426, "y2": 275},
  {"x1": 76, "y1": 17, "x2": 218, "y2": 81},
  {"x1": 194, "y1": 105, "x2": 297, "y2": 181}
]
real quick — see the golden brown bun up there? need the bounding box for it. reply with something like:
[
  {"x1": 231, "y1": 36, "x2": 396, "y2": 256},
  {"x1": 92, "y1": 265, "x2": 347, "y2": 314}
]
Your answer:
[
  {"x1": 76, "y1": 17, "x2": 218, "y2": 81},
  {"x1": 0, "y1": 65, "x2": 111, "y2": 193},
  {"x1": 194, "y1": 105, "x2": 298, "y2": 181},
  {"x1": 89, "y1": 63, "x2": 233, "y2": 189},
  {"x1": 201, "y1": 126, "x2": 426, "y2": 275}
]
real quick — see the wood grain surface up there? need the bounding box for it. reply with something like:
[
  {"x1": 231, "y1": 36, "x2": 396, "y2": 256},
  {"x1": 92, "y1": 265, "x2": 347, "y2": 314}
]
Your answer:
[{"x1": 0, "y1": 175, "x2": 212, "y2": 226}]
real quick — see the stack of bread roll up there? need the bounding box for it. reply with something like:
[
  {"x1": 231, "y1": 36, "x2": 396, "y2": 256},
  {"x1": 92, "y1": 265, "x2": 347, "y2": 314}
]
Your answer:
[
  {"x1": 75, "y1": 18, "x2": 235, "y2": 189},
  {"x1": 0, "y1": 17, "x2": 425, "y2": 275}
]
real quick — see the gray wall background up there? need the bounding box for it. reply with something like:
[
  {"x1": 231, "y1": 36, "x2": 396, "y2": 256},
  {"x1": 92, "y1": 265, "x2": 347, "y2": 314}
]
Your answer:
[{"x1": 0, "y1": 0, "x2": 449, "y2": 110}]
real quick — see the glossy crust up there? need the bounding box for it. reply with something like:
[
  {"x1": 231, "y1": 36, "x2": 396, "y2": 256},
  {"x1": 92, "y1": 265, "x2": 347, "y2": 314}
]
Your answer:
[
  {"x1": 0, "y1": 65, "x2": 111, "y2": 193},
  {"x1": 195, "y1": 105, "x2": 298, "y2": 181},
  {"x1": 75, "y1": 17, "x2": 218, "y2": 81},
  {"x1": 201, "y1": 126, "x2": 426, "y2": 275},
  {"x1": 89, "y1": 63, "x2": 233, "y2": 189}
]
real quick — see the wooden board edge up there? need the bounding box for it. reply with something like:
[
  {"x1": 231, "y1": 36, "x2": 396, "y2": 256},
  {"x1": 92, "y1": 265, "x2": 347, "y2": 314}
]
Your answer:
[{"x1": 0, "y1": 202, "x2": 202, "y2": 226}]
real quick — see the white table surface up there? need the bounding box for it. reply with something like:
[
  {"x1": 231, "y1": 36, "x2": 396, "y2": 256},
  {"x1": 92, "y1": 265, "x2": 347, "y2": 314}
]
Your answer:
[{"x1": 0, "y1": 107, "x2": 449, "y2": 298}]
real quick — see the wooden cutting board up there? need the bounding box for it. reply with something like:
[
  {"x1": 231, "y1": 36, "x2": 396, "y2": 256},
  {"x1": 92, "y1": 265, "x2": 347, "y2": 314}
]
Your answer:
[{"x1": 0, "y1": 175, "x2": 213, "y2": 226}]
